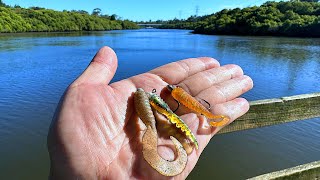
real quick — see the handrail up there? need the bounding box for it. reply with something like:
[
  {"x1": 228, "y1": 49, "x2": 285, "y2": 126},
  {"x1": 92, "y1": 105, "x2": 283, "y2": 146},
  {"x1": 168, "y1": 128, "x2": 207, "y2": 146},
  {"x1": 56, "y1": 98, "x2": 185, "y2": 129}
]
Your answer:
[
  {"x1": 216, "y1": 92, "x2": 320, "y2": 178},
  {"x1": 248, "y1": 160, "x2": 320, "y2": 179},
  {"x1": 219, "y1": 92, "x2": 320, "y2": 134}
]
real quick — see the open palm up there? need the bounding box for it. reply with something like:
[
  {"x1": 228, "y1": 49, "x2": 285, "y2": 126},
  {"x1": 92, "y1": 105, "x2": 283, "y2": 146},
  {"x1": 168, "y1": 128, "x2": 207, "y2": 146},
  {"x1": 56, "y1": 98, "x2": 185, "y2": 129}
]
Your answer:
[{"x1": 48, "y1": 47, "x2": 253, "y2": 179}]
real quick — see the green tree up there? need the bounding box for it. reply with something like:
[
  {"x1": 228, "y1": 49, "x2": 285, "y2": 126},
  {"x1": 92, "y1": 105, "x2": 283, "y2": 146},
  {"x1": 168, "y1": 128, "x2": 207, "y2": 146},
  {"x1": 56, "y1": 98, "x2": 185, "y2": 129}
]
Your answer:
[
  {"x1": 0, "y1": 5, "x2": 138, "y2": 33},
  {"x1": 110, "y1": 14, "x2": 117, "y2": 20},
  {"x1": 0, "y1": 0, "x2": 6, "y2": 7},
  {"x1": 300, "y1": 0, "x2": 318, "y2": 2},
  {"x1": 92, "y1": 8, "x2": 101, "y2": 16},
  {"x1": 159, "y1": 0, "x2": 320, "y2": 37}
]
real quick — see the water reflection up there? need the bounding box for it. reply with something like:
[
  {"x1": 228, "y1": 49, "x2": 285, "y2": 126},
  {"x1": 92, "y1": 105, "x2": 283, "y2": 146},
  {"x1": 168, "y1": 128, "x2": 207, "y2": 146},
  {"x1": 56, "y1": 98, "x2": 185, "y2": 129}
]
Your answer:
[
  {"x1": 216, "y1": 36, "x2": 318, "y2": 62},
  {"x1": 0, "y1": 31, "x2": 126, "y2": 52},
  {"x1": 214, "y1": 36, "x2": 320, "y2": 99}
]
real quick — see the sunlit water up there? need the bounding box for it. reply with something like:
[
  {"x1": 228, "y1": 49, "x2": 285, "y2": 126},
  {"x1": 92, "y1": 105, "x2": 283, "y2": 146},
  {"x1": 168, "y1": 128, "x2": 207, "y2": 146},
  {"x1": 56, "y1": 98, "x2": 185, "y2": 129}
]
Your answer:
[{"x1": 0, "y1": 29, "x2": 319, "y2": 179}]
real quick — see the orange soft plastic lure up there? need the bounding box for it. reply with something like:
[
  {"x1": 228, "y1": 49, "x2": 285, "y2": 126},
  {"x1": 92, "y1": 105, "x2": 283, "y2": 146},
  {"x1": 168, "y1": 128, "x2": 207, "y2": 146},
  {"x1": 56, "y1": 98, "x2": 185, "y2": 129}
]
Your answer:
[{"x1": 167, "y1": 85, "x2": 230, "y2": 127}]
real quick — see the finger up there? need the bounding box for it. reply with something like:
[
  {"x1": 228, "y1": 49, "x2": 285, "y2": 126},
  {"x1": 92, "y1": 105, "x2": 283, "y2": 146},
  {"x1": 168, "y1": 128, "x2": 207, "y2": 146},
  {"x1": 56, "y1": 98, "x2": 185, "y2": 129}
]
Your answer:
[
  {"x1": 170, "y1": 97, "x2": 249, "y2": 154},
  {"x1": 72, "y1": 46, "x2": 118, "y2": 87},
  {"x1": 210, "y1": 97, "x2": 250, "y2": 134},
  {"x1": 149, "y1": 57, "x2": 220, "y2": 85},
  {"x1": 196, "y1": 75, "x2": 253, "y2": 105},
  {"x1": 178, "y1": 64, "x2": 244, "y2": 96},
  {"x1": 111, "y1": 57, "x2": 219, "y2": 97},
  {"x1": 165, "y1": 75, "x2": 253, "y2": 115},
  {"x1": 181, "y1": 97, "x2": 250, "y2": 154}
]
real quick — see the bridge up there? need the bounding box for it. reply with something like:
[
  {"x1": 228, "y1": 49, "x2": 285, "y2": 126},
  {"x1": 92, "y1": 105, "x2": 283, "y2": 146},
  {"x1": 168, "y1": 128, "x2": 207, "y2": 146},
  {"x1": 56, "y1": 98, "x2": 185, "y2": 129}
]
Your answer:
[{"x1": 137, "y1": 24, "x2": 163, "y2": 28}]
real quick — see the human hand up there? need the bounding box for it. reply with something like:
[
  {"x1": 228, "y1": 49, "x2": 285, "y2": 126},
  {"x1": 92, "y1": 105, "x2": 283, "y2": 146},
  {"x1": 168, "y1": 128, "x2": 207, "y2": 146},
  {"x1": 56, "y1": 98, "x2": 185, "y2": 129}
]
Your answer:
[{"x1": 47, "y1": 46, "x2": 253, "y2": 179}]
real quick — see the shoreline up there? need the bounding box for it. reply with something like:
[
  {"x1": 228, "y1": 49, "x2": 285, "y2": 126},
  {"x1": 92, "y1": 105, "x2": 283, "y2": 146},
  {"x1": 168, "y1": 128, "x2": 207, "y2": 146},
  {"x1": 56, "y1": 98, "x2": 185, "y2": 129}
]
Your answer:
[{"x1": 1, "y1": 28, "x2": 320, "y2": 39}]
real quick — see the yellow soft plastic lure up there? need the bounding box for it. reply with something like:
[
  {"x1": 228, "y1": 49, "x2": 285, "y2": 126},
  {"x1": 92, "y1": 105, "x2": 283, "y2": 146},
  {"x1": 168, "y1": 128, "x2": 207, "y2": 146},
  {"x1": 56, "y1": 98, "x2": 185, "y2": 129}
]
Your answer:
[
  {"x1": 167, "y1": 85, "x2": 230, "y2": 127},
  {"x1": 147, "y1": 89, "x2": 198, "y2": 149}
]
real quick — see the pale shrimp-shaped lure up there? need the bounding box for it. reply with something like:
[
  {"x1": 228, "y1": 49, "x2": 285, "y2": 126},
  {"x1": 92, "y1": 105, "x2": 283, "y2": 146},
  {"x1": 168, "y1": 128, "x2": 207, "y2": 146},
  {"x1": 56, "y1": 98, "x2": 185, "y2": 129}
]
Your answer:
[
  {"x1": 142, "y1": 125, "x2": 188, "y2": 176},
  {"x1": 147, "y1": 89, "x2": 199, "y2": 149},
  {"x1": 167, "y1": 85, "x2": 230, "y2": 127},
  {"x1": 134, "y1": 88, "x2": 188, "y2": 176}
]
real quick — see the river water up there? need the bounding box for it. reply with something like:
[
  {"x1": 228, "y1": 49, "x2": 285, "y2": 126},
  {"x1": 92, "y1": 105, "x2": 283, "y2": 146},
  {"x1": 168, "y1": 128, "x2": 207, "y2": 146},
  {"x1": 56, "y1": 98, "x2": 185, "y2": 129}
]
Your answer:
[{"x1": 0, "y1": 29, "x2": 319, "y2": 179}]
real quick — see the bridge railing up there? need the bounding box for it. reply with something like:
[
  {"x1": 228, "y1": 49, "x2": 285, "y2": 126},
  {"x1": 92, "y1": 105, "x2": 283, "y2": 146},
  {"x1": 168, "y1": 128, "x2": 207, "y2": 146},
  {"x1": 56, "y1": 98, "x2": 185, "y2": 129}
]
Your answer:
[
  {"x1": 219, "y1": 92, "x2": 320, "y2": 134},
  {"x1": 218, "y1": 92, "x2": 320, "y2": 179},
  {"x1": 137, "y1": 23, "x2": 163, "y2": 27}
]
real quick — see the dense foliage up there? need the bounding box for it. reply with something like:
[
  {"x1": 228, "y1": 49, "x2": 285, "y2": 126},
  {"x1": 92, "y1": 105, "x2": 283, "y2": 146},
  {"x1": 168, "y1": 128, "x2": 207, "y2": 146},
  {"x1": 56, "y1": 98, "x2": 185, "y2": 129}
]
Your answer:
[
  {"x1": 159, "y1": 1, "x2": 320, "y2": 37},
  {"x1": 0, "y1": 3, "x2": 138, "y2": 33}
]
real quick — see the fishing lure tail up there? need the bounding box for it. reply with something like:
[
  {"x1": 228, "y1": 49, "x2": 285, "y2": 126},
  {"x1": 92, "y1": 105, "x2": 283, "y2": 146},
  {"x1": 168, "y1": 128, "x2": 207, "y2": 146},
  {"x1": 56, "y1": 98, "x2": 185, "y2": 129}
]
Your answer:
[
  {"x1": 208, "y1": 115, "x2": 230, "y2": 127},
  {"x1": 142, "y1": 125, "x2": 188, "y2": 176}
]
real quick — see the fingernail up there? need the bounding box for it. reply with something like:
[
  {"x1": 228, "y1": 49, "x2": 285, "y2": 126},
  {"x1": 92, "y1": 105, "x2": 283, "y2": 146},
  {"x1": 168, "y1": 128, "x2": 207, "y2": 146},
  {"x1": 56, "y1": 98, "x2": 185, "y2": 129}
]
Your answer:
[
  {"x1": 100, "y1": 46, "x2": 115, "y2": 65},
  {"x1": 241, "y1": 75, "x2": 254, "y2": 88}
]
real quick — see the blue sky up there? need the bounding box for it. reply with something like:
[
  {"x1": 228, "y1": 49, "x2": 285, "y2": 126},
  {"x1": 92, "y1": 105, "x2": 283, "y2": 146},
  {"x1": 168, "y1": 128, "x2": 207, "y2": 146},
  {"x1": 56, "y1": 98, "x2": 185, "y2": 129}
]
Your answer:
[{"x1": 4, "y1": 0, "x2": 281, "y2": 21}]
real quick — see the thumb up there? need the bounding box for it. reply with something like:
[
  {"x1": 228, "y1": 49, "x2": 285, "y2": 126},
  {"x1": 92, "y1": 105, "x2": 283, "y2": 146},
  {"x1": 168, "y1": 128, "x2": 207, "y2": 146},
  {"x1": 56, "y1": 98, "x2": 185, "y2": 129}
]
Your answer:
[{"x1": 73, "y1": 46, "x2": 118, "y2": 86}]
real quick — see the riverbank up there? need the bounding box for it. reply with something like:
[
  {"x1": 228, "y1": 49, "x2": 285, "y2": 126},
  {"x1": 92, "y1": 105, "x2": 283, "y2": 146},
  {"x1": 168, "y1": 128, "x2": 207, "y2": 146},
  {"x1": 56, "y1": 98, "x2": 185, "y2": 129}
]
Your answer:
[
  {"x1": 0, "y1": 5, "x2": 139, "y2": 33},
  {"x1": 158, "y1": 1, "x2": 320, "y2": 37}
]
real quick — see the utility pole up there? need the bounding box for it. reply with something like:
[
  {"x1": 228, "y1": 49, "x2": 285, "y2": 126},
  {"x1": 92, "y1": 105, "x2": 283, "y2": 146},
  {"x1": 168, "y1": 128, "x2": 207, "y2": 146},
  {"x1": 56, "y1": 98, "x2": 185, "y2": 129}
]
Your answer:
[{"x1": 195, "y1": 5, "x2": 199, "y2": 17}]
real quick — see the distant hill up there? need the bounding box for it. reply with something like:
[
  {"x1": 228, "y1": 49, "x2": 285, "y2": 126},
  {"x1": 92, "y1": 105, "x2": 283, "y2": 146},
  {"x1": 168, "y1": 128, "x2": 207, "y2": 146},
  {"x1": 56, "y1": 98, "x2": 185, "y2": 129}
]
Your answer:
[
  {"x1": 159, "y1": 1, "x2": 320, "y2": 37},
  {"x1": 0, "y1": 2, "x2": 139, "y2": 33}
]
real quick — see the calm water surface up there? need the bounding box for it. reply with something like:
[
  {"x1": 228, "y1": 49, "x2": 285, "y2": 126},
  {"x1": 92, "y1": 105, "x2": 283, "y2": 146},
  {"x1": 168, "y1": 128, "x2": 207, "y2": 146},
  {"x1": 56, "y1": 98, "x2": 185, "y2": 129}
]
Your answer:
[{"x1": 0, "y1": 29, "x2": 320, "y2": 179}]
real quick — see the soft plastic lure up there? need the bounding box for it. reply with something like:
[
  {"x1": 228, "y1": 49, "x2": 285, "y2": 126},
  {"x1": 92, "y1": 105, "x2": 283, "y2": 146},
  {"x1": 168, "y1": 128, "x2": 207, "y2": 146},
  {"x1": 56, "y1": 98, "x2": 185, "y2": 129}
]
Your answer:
[
  {"x1": 147, "y1": 89, "x2": 199, "y2": 149},
  {"x1": 142, "y1": 125, "x2": 188, "y2": 176},
  {"x1": 167, "y1": 85, "x2": 230, "y2": 127},
  {"x1": 156, "y1": 117, "x2": 194, "y2": 155},
  {"x1": 134, "y1": 88, "x2": 188, "y2": 176},
  {"x1": 134, "y1": 88, "x2": 157, "y2": 132}
]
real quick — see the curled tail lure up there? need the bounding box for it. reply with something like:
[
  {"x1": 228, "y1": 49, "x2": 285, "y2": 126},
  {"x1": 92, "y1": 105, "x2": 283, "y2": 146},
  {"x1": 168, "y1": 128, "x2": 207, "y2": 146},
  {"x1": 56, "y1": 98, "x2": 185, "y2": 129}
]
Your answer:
[
  {"x1": 148, "y1": 90, "x2": 199, "y2": 149},
  {"x1": 167, "y1": 85, "x2": 230, "y2": 127},
  {"x1": 134, "y1": 88, "x2": 188, "y2": 176},
  {"x1": 157, "y1": 119, "x2": 194, "y2": 155},
  {"x1": 142, "y1": 125, "x2": 188, "y2": 176}
]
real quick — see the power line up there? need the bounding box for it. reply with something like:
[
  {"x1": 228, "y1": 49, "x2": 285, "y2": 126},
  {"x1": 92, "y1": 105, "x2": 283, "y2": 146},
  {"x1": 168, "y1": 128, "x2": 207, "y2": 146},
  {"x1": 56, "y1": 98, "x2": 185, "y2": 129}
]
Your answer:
[{"x1": 195, "y1": 5, "x2": 199, "y2": 16}]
